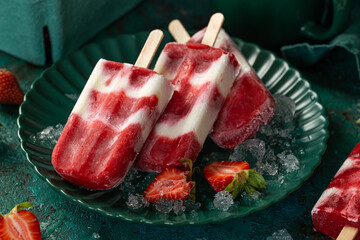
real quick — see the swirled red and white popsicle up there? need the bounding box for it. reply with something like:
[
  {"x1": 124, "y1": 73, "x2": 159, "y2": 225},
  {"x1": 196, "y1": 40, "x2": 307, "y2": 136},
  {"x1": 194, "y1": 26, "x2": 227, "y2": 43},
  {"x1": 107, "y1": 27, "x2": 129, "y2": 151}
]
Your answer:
[
  {"x1": 188, "y1": 28, "x2": 276, "y2": 149},
  {"x1": 312, "y1": 143, "x2": 360, "y2": 240},
  {"x1": 135, "y1": 14, "x2": 240, "y2": 172},
  {"x1": 52, "y1": 30, "x2": 174, "y2": 190}
]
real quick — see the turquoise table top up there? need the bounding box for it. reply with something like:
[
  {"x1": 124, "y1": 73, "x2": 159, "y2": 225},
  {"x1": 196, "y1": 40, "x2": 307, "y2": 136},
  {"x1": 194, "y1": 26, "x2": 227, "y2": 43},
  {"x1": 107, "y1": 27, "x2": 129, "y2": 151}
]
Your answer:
[{"x1": 1, "y1": 0, "x2": 360, "y2": 239}]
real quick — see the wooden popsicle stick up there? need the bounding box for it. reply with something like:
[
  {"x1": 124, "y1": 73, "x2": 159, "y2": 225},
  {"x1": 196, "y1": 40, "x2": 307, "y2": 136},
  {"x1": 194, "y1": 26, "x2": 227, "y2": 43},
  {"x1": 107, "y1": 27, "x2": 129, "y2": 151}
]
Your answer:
[
  {"x1": 337, "y1": 226, "x2": 358, "y2": 240},
  {"x1": 201, "y1": 13, "x2": 224, "y2": 47},
  {"x1": 168, "y1": 19, "x2": 191, "y2": 44},
  {"x1": 135, "y1": 29, "x2": 164, "y2": 68}
]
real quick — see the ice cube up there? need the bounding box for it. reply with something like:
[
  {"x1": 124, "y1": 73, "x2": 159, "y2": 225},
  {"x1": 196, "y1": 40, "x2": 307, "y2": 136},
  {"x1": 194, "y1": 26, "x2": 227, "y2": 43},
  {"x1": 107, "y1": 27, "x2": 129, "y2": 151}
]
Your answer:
[
  {"x1": 213, "y1": 191, "x2": 234, "y2": 211},
  {"x1": 173, "y1": 200, "x2": 186, "y2": 215},
  {"x1": 229, "y1": 138, "x2": 266, "y2": 162},
  {"x1": 255, "y1": 149, "x2": 278, "y2": 176},
  {"x1": 126, "y1": 194, "x2": 149, "y2": 210},
  {"x1": 30, "y1": 124, "x2": 64, "y2": 148},
  {"x1": 258, "y1": 95, "x2": 296, "y2": 138},
  {"x1": 275, "y1": 95, "x2": 296, "y2": 117},
  {"x1": 266, "y1": 229, "x2": 293, "y2": 240},
  {"x1": 277, "y1": 150, "x2": 300, "y2": 173},
  {"x1": 155, "y1": 198, "x2": 173, "y2": 213}
]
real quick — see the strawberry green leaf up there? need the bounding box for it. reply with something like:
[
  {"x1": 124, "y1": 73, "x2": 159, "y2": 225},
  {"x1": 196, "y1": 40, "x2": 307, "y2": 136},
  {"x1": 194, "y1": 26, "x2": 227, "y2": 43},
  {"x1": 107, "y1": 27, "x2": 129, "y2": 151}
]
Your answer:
[
  {"x1": 224, "y1": 169, "x2": 267, "y2": 199},
  {"x1": 16, "y1": 202, "x2": 35, "y2": 211},
  {"x1": 248, "y1": 171, "x2": 267, "y2": 189}
]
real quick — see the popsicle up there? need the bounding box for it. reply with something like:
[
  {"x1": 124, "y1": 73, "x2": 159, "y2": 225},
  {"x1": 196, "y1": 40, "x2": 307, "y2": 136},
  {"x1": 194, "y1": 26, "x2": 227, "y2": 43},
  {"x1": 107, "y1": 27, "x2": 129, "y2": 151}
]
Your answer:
[
  {"x1": 52, "y1": 30, "x2": 174, "y2": 190},
  {"x1": 312, "y1": 143, "x2": 360, "y2": 240},
  {"x1": 169, "y1": 20, "x2": 276, "y2": 149},
  {"x1": 135, "y1": 13, "x2": 240, "y2": 172}
]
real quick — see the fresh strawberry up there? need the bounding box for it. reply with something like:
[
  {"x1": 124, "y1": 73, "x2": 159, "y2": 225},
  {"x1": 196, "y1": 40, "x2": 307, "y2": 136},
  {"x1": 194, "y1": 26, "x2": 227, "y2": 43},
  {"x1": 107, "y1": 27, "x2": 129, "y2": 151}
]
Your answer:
[
  {"x1": 0, "y1": 202, "x2": 43, "y2": 240},
  {"x1": 204, "y1": 161, "x2": 266, "y2": 199},
  {"x1": 0, "y1": 69, "x2": 24, "y2": 105},
  {"x1": 144, "y1": 159, "x2": 196, "y2": 203}
]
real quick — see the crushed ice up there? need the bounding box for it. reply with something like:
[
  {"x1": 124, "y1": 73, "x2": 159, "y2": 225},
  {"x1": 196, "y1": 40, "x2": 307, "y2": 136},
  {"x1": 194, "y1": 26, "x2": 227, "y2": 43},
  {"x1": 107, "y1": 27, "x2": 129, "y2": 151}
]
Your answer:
[
  {"x1": 92, "y1": 233, "x2": 100, "y2": 239},
  {"x1": 266, "y1": 229, "x2": 293, "y2": 240},
  {"x1": 208, "y1": 95, "x2": 302, "y2": 211},
  {"x1": 29, "y1": 124, "x2": 63, "y2": 148},
  {"x1": 126, "y1": 194, "x2": 149, "y2": 210},
  {"x1": 230, "y1": 95, "x2": 301, "y2": 182},
  {"x1": 121, "y1": 95, "x2": 300, "y2": 214},
  {"x1": 152, "y1": 198, "x2": 200, "y2": 215},
  {"x1": 155, "y1": 198, "x2": 174, "y2": 213},
  {"x1": 65, "y1": 93, "x2": 79, "y2": 101},
  {"x1": 213, "y1": 191, "x2": 234, "y2": 211},
  {"x1": 229, "y1": 139, "x2": 266, "y2": 162}
]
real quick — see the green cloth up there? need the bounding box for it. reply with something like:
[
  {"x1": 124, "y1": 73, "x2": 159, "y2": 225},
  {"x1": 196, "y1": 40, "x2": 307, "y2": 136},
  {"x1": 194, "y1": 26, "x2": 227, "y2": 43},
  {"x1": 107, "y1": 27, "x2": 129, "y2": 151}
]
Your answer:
[{"x1": 281, "y1": 0, "x2": 360, "y2": 92}]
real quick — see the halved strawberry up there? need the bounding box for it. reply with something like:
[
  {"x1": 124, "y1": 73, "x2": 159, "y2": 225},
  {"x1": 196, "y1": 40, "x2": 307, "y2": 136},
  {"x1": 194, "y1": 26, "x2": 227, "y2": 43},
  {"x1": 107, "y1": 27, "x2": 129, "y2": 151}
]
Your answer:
[
  {"x1": 144, "y1": 159, "x2": 196, "y2": 203},
  {"x1": 0, "y1": 69, "x2": 24, "y2": 105},
  {"x1": 0, "y1": 202, "x2": 43, "y2": 240},
  {"x1": 204, "y1": 161, "x2": 266, "y2": 199}
]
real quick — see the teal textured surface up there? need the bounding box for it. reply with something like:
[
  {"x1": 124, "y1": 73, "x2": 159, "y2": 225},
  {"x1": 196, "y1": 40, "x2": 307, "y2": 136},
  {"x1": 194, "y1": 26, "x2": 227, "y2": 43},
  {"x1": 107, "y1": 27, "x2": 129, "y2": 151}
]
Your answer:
[
  {"x1": 1, "y1": 0, "x2": 360, "y2": 239},
  {"x1": 0, "y1": 0, "x2": 143, "y2": 65}
]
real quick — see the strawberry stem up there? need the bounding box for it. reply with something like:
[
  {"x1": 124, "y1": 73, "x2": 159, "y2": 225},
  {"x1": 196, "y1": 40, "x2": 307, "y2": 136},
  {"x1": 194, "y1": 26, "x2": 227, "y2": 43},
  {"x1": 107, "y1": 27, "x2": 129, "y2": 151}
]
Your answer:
[
  {"x1": 13, "y1": 202, "x2": 35, "y2": 212},
  {"x1": 225, "y1": 169, "x2": 266, "y2": 199}
]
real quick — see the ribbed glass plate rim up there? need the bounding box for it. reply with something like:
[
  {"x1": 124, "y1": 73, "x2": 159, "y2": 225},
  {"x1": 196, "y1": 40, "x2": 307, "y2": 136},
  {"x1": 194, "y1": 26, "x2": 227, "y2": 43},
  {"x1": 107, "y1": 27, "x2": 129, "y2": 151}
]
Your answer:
[{"x1": 17, "y1": 31, "x2": 329, "y2": 226}]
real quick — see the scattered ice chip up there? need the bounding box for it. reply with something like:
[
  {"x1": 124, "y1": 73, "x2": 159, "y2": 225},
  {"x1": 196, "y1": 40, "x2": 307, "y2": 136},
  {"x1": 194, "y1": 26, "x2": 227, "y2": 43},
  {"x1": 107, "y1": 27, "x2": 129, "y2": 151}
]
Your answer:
[
  {"x1": 266, "y1": 229, "x2": 293, "y2": 240},
  {"x1": 126, "y1": 194, "x2": 149, "y2": 210},
  {"x1": 258, "y1": 95, "x2": 296, "y2": 138},
  {"x1": 92, "y1": 232, "x2": 100, "y2": 239},
  {"x1": 65, "y1": 93, "x2": 79, "y2": 101},
  {"x1": 277, "y1": 150, "x2": 300, "y2": 173},
  {"x1": 30, "y1": 124, "x2": 64, "y2": 148},
  {"x1": 155, "y1": 198, "x2": 173, "y2": 213},
  {"x1": 213, "y1": 191, "x2": 234, "y2": 211},
  {"x1": 230, "y1": 138, "x2": 266, "y2": 162}
]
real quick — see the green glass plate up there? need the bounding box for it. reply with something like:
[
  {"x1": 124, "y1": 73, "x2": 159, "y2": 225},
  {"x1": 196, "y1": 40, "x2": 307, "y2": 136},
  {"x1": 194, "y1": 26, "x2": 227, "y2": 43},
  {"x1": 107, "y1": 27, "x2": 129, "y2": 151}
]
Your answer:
[{"x1": 17, "y1": 31, "x2": 328, "y2": 225}]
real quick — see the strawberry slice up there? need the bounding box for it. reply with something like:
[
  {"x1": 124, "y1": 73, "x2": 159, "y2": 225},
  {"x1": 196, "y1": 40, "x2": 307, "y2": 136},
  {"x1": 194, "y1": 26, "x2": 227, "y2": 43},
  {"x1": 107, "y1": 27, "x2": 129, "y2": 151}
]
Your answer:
[
  {"x1": 0, "y1": 69, "x2": 24, "y2": 105},
  {"x1": 204, "y1": 161, "x2": 266, "y2": 199},
  {"x1": 0, "y1": 202, "x2": 43, "y2": 240},
  {"x1": 144, "y1": 159, "x2": 196, "y2": 203}
]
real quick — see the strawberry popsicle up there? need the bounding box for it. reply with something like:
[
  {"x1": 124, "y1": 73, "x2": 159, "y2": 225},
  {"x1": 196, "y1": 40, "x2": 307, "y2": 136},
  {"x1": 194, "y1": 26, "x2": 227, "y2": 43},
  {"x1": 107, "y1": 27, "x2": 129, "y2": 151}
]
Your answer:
[
  {"x1": 189, "y1": 28, "x2": 276, "y2": 149},
  {"x1": 135, "y1": 18, "x2": 240, "y2": 172},
  {"x1": 312, "y1": 143, "x2": 360, "y2": 240},
  {"x1": 52, "y1": 30, "x2": 174, "y2": 190},
  {"x1": 135, "y1": 42, "x2": 239, "y2": 172}
]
